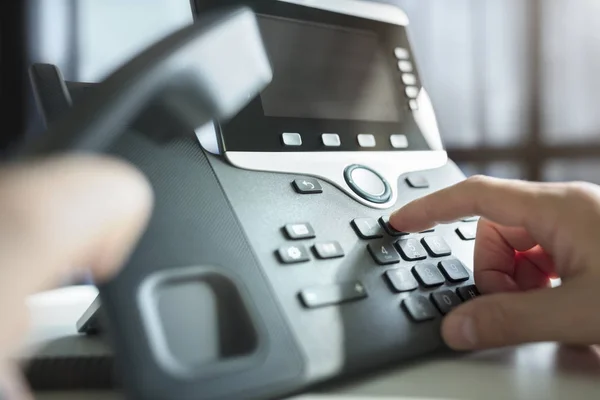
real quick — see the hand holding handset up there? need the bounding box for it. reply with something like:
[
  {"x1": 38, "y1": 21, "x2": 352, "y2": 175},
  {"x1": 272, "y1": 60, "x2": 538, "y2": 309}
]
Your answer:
[{"x1": 17, "y1": 6, "x2": 276, "y2": 399}]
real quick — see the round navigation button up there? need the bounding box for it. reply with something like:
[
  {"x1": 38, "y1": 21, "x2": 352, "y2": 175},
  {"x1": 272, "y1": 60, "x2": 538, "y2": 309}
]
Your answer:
[{"x1": 344, "y1": 165, "x2": 391, "y2": 204}]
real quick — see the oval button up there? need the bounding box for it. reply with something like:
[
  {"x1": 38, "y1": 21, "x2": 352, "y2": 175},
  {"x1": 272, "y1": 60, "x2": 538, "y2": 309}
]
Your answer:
[
  {"x1": 344, "y1": 165, "x2": 391, "y2": 204},
  {"x1": 351, "y1": 168, "x2": 386, "y2": 196}
]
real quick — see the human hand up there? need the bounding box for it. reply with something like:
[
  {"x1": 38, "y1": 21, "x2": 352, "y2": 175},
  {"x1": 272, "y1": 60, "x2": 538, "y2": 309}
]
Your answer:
[
  {"x1": 0, "y1": 154, "x2": 153, "y2": 399},
  {"x1": 389, "y1": 175, "x2": 600, "y2": 351}
]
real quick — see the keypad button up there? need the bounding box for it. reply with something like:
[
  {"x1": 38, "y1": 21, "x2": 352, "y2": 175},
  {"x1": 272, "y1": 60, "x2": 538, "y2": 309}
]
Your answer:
[
  {"x1": 406, "y1": 175, "x2": 429, "y2": 188},
  {"x1": 281, "y1": 132, "x2": 302, "y2": 146},
  {"x1": 367, "y1": 242, "x2": 400, "y2": 265},
  {"x1": 394, "y1": 47, "x2": 410, "y2": 59},
  {"x1": 402, "y1": 73, "x2": 417, "y2": 85},
  {"x1": 386, "y1": 268, "x2": 418, "y2": 293},
  {"x1": 409, "y1": 99, "x2": 419, "y2": 110},
  {"x1": 456, "y1": 225, "x2": 476, "y2": 241},
  {"x1": 313, "y1": 241, "x2": 344, "y2": 259},
  {"x1": 293, "y1": 178, "x2": 322, "y2": 194},
  {"x1": 299, "y1": 282, "x2": 367, "y2": 308},
  {"x1": 322, "y1": 133, "x2": 341, "y2": 147},
  {"x1": 405, "y1": 86, "x2": 419, "y2": 98},
  {"x1": 379, "y1": 216, "x2": 409, "y2": 237},
  {"x1": 439, "y1": 259, "x2": 470, "y2": 282},
  {"x1": 457, "y1": 285, "x2": 480, "y2": 301},
  {"x1": 351, "y1": 218, "x2": 384, "y2": 239},
  {"x1": 462, "y1": 216, "x2": 479, "y2": 222},
  {"x1": 277, "y1": 245, "x2": 310, "y2": 264},
  {"x1": 284, "y1": 223, "x2": 315, "y2": 240},
  {"x1": 395, "y1": 238, "x2": 427, "y2": 261},
  {"x1": 421, "y1": 236, "x2": 452, "y2": 257},
  {"x1": 413, "y1": 263, "x2": 445, "y2": 287},
  {"x1": 402, "y1": 295, "x2": 438, "y2": 322},
  {"x1": 431, "y1": 290, "x2": 462, "y2": 315},
  {"x1": 397, "y1": 60, "x2": 413, "y2": 72},
  {"x1": 390, "y1": 134, "x2": 409, "y2": 149},
  {"x1": 357, "y1": 134, "x2": 376, "y2": 148}
]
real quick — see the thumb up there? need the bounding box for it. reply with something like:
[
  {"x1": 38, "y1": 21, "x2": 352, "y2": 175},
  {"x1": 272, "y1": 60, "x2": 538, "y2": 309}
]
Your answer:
[{"x1": 442, "y1": 279, "x2": 598, "y2": 350}]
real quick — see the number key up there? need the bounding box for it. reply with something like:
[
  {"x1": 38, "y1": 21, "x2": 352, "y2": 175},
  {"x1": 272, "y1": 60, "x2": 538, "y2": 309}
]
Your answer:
[
  {"x1": 413, "y1": 262, "x2": 445, "y2": 287},
  {"x1": 421, "y1": 236, "x2": 452, "y2": 257},
  {"x1": 439, "y1": 259, "x2": 470, "y2": 282},
  {"x1": 431, "y1": 290, "x2": 462, "y2": 315},
  {"x1": 368, "y1": 242, "x2": 400, "y2": 265},
  {"x1": 395, "y1": 238, "x2": 427, "y2": 261},
  {"x1": 385, "y1": 268, "x2": 419, "y2": 292},
  {"x1": 402, "y1": 295, "x2": 438, "y2": 322}
]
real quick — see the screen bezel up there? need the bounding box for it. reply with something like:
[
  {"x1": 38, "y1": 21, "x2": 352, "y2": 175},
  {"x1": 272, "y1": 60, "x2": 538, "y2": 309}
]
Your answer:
[{"x1": 217, "y1": 1, "x2": 430, "y2": 153}]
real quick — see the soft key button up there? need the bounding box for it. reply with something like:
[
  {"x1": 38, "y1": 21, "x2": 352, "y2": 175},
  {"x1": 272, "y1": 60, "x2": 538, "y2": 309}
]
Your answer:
[
  {"x1": 322, "y1": 133, "x2": 341, "y2": 147},
  {"x1": 284, "y1": 223, "x2": 315, "y2": 240},
  {"x1": 281, "y1": 132, "x2": 302, "y2": 146}
]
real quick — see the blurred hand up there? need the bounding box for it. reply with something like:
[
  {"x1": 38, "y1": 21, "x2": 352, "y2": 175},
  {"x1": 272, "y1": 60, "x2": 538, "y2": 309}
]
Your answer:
[
  {"x1": 390, "y1": 175, "x2": 600, "y2": 350},
  {"x1": 0, "y1": 154, "x2": 153, "y2": 399}
]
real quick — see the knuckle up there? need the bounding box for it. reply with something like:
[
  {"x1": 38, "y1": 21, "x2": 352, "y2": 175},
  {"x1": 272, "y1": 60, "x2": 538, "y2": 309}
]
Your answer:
[{"x1": 465, "y1": 174, "x2": 489, "y2": 188}]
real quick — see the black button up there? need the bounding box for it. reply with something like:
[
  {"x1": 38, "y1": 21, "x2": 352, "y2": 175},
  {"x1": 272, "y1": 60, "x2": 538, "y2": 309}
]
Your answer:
[
  {"x1": 344, "y1": 164, "x2": 391, "y2": 204},
  {"x1": 421, "y1": 236, "x2": 452, "y2": 257},
  {"x1": 386, "y1": 268, "x2": 418, "y2": 292},
  {"x1": 457, "y1": 285, "x2": 480, "y2": 301},
  {"x1": 351, "y1": 218, "x2": 384, "y2": 239},
  {"x1": 367, "y1": 242, "x2": 400, "y2": 265},
  {"x1": 293, "y1": 178, "x2": 322, "y2": 194},
  {"x1": 456, "y1": 225, "x2": 476, "y2": 241},
  {"x1": 402, "y1": 295, "x2": 438, "y2": 322},
  {"x1": 413, "y1": 262, "x2": 445, "y2": 287},
  {"x1": 431, "y1": 290, "x2": 462, "y2": 315},
  {"x1": 379, "y1": 216, "x2": 409, "y2": 237},
  {"x1": 277, "y1": 245, "x2": 310, "y2": 264},
  {"x1": 313, "y1": 241, "x2": 344, "y2": 259},
  {"x1": 395, "y1": 238, "x2": 428, "y2": 261},
  {"x1": 299, "y1": 282, "x2": 367, "y2": 308},
  {"x1": 406, "y1": 175, "x2": 429, "y2": 188},
  {"x1": 439, "y1": 259, "x2": 470, "y2": 282},
  {"x1": 284, "y1": 223, "x2": 316, "y2": 240},
  {"x1": 420, "y1": 228, "x2": 435, "y2": 233}
]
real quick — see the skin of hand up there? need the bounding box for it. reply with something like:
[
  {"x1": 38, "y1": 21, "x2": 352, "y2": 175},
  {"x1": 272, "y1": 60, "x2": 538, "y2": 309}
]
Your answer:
[
  {"x1": 389, "y1": 175, "x2": 600, "y2": 351},
  {"x1": 0, "y1": 154, "x2": 153, "y2": 399}
]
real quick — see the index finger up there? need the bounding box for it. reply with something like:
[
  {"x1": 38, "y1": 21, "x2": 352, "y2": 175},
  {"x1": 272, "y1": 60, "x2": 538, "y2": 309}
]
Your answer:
[{"x1": 389, "y1": 175, "x2": 559, "y2": 245}]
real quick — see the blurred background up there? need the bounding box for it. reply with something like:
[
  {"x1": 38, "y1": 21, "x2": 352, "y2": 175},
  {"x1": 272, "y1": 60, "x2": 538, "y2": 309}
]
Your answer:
[{"x1": 2, "y1": 0, "x2": 600, "y2": 183}]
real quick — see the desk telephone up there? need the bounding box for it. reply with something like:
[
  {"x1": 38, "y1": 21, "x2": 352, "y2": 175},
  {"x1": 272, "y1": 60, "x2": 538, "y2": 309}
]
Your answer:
[{"x1": 23, "y1": 1, "x2": 481, "y2": 399}]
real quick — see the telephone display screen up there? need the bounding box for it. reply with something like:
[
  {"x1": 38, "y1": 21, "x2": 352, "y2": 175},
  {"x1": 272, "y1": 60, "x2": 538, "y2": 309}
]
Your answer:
[{"x1": 257, "y1": 16, "x2": 403, "y2": 123}]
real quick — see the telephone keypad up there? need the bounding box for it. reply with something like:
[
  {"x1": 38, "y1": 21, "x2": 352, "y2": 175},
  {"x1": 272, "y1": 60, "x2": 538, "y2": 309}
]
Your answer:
[{"x1": 274, "y1": 202, "x2": 480, "y2": 326}]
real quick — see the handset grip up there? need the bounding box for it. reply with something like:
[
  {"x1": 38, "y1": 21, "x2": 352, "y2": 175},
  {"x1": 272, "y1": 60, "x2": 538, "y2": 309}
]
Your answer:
[{"x1": 19, "y1": 6, "x2": 272, "y2": 157}]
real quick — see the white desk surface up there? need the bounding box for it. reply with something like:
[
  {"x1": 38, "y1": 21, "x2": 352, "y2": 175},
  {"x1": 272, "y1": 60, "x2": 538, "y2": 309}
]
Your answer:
[{"x1": 23, "y1": 286, "x2": 600, "y2": 400}]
